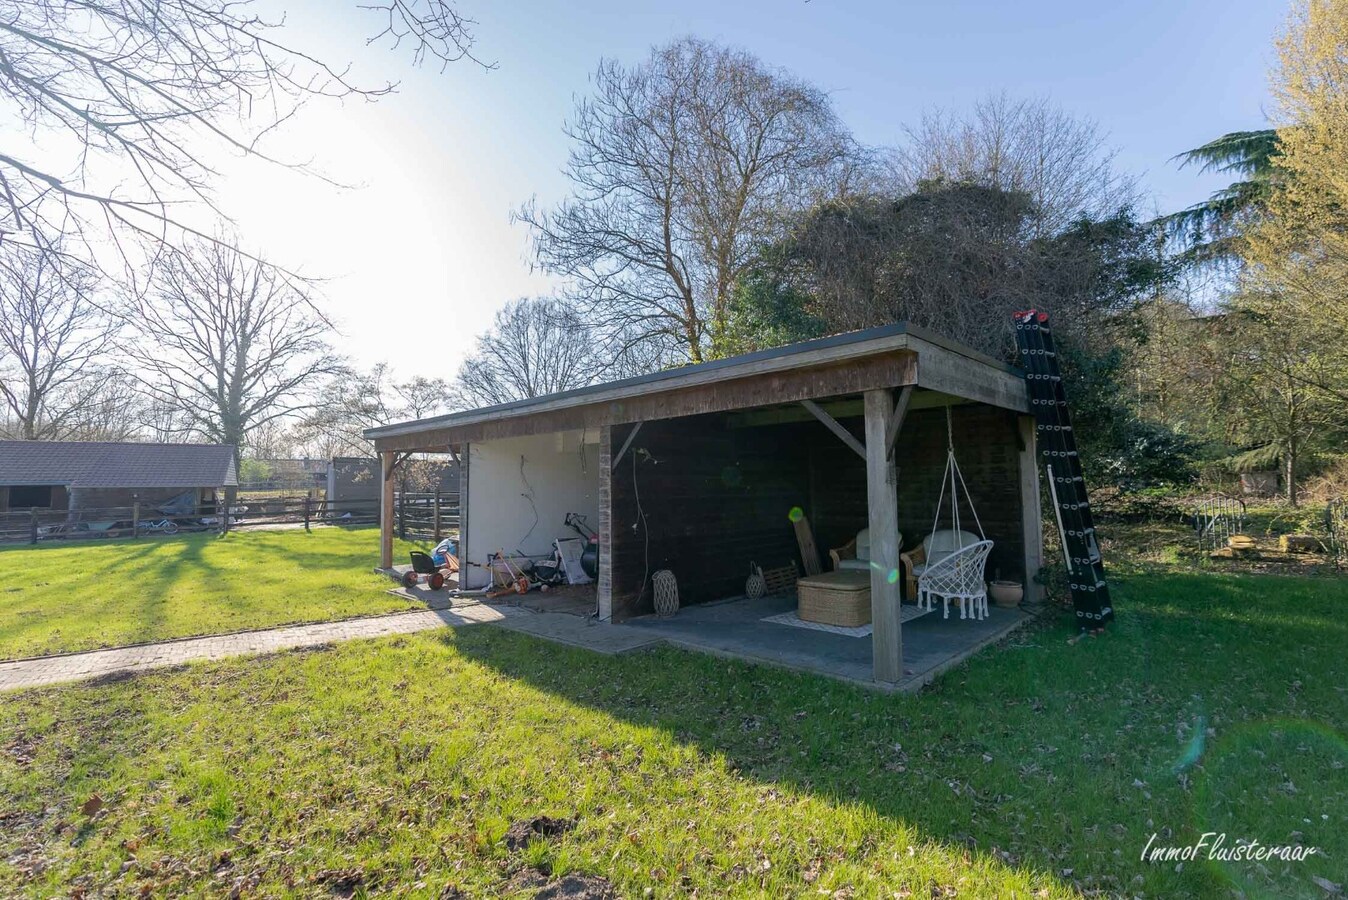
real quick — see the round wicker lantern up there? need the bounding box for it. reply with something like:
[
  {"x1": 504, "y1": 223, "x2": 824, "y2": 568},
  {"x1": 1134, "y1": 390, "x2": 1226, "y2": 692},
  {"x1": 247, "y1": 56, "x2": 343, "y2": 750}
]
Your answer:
[
  {"x1": 745, "y1": 563, "x2": 766, "y2": 600},
  {"x1": 652, "y1": 569, "x2": 680, "y2": 617}
]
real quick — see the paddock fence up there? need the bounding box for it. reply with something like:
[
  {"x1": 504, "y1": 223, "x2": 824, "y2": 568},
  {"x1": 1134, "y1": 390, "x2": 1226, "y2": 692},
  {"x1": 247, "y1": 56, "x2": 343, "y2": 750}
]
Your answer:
[
  {"x1": 0, "y1": 491, "x2": 459, "y2": 546},
  {"x1": 1328, "y1": 498, "x2": 1347, "y2": 569}
]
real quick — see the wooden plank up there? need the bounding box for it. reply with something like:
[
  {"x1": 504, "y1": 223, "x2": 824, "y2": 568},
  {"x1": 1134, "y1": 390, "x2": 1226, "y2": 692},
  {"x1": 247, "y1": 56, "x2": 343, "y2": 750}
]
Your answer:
[
  {"x1": 799, "y1": 399, "x2": 866, "y2": 460},
  {"x1": 1018, "y1": 415, "x2": 1044, "y2": 604},
  {"x1": 372, "y1": 352, "x2": 917, "y2": 452},
  {"x1": 864, "y1": 389, "x2": 902, "y2": 684},
  {"x1": 612, "y1": 422, "x2": 643, "y2": 470},
  {"x1": 915, "y1": 342, "x2": 1030, "y2": 413},
  {"x1": 379, "y1": 451, "x2": 395, "y2": 570},
  {"x1": 885, "y1": 385, "x2": 914, "y2": 456},
  {"x1": 793, "y1": 514, "x2": 822, "y2": 576}
]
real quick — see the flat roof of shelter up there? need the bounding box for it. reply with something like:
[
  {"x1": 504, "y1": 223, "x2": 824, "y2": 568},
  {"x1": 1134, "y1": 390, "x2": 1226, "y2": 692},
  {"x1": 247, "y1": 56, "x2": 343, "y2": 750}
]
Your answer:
[{"x1": 365, "y1": 322, "x2": 1028, "y2": 450}]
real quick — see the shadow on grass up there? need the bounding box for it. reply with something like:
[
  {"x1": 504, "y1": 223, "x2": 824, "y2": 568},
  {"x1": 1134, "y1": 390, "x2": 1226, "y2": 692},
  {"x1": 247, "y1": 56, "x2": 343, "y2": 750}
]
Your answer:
[
  {"x1": 0, "y1": 528, "x2": 406, "y2": 659},
  {"x1": 443, "y1": 567, "x2": 1348, "y2": 898}
]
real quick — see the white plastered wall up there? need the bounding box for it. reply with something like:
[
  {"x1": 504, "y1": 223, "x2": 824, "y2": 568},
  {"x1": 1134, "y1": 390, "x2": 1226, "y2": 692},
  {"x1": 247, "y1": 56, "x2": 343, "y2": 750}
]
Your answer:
[{"x1": 461, "y1": 429, "x2": 601, "y2": 589}]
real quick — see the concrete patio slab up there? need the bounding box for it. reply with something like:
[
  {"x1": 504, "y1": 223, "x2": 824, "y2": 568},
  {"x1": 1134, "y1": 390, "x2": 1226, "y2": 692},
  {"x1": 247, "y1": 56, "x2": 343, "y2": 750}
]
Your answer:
[
  {"x1": 621, "y1": 594, "x2": 1031, "y2": 691},
  {"x1": 493, "y1": 610, "x2": 663, "y2": 655}
]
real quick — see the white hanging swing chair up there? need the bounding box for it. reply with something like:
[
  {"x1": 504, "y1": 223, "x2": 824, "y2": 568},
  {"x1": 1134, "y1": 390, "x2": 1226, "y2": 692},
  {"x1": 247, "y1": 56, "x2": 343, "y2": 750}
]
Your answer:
[{"x1": 916, "y1": 407, "x2": 995, "y2": 621}]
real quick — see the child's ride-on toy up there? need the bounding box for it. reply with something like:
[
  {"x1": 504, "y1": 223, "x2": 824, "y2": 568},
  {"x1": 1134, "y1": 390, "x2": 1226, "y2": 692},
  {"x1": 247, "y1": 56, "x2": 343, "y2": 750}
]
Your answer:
[{"x1": 403, "y1": 551, "x2": 446, "y2": 590}]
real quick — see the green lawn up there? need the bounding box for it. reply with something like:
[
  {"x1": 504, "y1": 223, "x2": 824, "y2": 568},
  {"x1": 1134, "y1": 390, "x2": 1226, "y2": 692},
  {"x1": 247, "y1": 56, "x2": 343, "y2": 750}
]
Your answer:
[
  {"x1": 1, "y1": 543, "x2": 1344, "y2": 897},
  {"x1": 0, "y1": 528, "x2": 426, "y2": 660}
]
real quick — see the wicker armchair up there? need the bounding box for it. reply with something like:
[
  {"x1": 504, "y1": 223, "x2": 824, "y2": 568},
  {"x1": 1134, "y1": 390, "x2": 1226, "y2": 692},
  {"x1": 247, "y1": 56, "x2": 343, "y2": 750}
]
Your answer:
[
  {"x1": 828, "y1": 536, "x2": 858, "y2": 570},
  {"x1": 827, "y1": 529, "x2": 900, "y2": 575},
  {"x1": 900, "y1": 529, "x2": 983, "y2": 603}
]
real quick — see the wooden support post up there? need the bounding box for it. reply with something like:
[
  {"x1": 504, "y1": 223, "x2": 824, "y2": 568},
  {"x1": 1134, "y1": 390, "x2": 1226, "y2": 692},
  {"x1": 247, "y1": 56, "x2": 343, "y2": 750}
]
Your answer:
[
  {"x1": 433, "y1": 490, "x2": 442, "y2": 542},
  {"x1": 303, "y1": 496, "x2": 311, "y2": 533},
  {"x1": 458, "y1": 444, "x2": 470, "y2": 582},
  {"x1": 132, "y1": 499, "x2": 140, "y2": 539},
  {"x1": 864, "y1": 389, "x2": 902, "y2": 685},
  {"x1": 1018, "y1": 415, "x2": 1044, "y2": 603},
  {"x1": 380, "y1": 450, "x2": 396, "y2": 570},
  {"x1": 29, "y1": 508, "x2": 38, "y2": 545}
]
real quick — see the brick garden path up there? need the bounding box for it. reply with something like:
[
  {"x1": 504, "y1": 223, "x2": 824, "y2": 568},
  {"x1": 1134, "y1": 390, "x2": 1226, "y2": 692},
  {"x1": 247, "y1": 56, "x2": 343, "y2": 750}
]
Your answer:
[{"x1": 0, "y1": 605, "x2": 521, "y2": 692}]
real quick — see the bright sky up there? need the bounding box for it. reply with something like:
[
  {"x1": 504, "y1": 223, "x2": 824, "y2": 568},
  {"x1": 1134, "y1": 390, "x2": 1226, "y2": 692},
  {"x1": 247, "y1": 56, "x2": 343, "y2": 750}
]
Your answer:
[{"x1": 218, "y1": 0, "x2": 1288, "y2": 381}]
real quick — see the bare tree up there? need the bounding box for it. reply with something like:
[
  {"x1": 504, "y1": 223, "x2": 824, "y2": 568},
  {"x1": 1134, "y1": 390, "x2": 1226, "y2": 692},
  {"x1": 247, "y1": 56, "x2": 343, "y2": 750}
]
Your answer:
[
  {"x1": 293, "y1": 363, "x2": 455, "y2": 458},
  {"x1": 59, "y1": 369, "x2": 147, "y2": 441},
  {"x1": 128, "y1": 239, "x2": 341, "y2": 465},
  {"x1": 888, "y1": 93, "x2": 1138, "y2": 237},
  {"x1": 516, "y1": 37, "x2": 859, "y2": 364},
  {"x1": 455, "y1": 298, "x2": 611, "y2": 406},
  {"x1": 0, "y1": 247, "x2": 117, "y2": 438},
  {"x1": 0, "y1": 0, "x2": 487, "y2": 273}
]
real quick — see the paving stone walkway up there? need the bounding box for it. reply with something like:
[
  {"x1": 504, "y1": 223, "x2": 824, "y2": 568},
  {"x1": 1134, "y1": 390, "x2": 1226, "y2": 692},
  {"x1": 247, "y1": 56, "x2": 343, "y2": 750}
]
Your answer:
[{"x1": 0, "y1": 605, "x2": 522, "y2": 692}]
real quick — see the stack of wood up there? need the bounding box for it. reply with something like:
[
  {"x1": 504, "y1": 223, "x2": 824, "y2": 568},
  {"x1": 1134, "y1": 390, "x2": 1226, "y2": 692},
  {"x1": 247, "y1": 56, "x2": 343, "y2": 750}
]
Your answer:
[
  {"x1": 1279, "y1": 534, "x2": 1325, "y2": 553},
  {"x1": 1211, "y1": 534, "x2": 1257, "y2": 559}
]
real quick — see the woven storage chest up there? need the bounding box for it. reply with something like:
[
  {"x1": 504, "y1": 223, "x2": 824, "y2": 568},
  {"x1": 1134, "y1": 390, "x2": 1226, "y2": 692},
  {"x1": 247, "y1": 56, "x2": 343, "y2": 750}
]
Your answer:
[{"x1": 797, "y1": 571, "x2": 872, "y2": 627}]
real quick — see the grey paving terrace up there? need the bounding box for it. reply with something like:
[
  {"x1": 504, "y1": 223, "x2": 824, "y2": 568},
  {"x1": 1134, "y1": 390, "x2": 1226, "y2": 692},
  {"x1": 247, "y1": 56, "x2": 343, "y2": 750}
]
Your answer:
[{"x1": 622, "y1": 593, "x2": 1031, "y2": 691}]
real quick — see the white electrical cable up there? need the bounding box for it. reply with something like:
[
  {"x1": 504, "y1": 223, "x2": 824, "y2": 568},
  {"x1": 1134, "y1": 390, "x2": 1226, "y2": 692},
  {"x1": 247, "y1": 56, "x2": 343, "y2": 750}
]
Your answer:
[
  {"x1": 634, "y1": 450, "x2": 650, "y2": 606},
  {"x1": 518, "y1": 454, "x2": 538, "y2": 547}
]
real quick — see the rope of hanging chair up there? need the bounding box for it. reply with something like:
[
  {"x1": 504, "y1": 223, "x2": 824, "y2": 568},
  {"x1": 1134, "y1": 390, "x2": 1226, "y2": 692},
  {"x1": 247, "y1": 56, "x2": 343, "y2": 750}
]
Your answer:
[{"x1": 926, "y1": 407, "x2": 986, "y2": 549}]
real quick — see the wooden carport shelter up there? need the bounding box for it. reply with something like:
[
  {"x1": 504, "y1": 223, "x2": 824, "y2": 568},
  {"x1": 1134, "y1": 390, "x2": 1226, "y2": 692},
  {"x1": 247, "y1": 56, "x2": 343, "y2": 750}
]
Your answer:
[{"x1": 365, "y1": 324, "x2": 1039, "y2": 686}]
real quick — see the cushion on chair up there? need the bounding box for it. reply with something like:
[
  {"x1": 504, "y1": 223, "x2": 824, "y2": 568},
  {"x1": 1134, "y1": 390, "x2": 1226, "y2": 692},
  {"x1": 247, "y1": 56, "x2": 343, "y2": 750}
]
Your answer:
[
  {"x1": 855, "y1": 528, "x2": 871, "y2": 562},
  {"x1": 922, "y1": 529, "x2": 982, "y2": 567},
  {"x1": 838, "y1": 527, "x2": 899, "y2": 573}
]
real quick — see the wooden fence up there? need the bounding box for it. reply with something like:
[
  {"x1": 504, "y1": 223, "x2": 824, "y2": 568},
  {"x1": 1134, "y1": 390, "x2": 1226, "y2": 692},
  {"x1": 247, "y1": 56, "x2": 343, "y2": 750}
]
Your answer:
[
  {"x1": 0, "y1": 491, "x2": 459, "y2": 546},
  {"x1": 1329, "y1": 498, "x2": 1347, "y2": 569}
]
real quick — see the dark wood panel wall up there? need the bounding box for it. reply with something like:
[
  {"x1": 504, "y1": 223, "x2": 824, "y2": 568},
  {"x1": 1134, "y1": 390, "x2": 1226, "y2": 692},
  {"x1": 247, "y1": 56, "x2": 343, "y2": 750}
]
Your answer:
[
  {"x1": 896, "y1": 405, "x2": 1025, "y2": 583},
  {"x1": 801, "y1": 404, "x2": 1024, "y2": 583},
  {"x1": 607, "y1": 402, "x2": 1025, "y2": 620},
  {"x1": 608, "y1": 415, "x2": 811, "y2": 619}
]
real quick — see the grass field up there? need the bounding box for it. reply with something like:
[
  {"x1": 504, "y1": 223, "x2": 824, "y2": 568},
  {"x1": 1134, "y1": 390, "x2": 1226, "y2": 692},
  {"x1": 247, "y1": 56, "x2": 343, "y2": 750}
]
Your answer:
[
  {"x1": 0, "y1": 528, "x2": 425, "y2": 660},
  {"x1": 1, "y1": 526, "x2": 1344, "y2": 897}
]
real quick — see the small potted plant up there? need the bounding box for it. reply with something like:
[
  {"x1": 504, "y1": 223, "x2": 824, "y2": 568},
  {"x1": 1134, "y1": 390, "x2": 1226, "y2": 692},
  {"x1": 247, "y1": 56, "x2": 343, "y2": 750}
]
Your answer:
[{"x1": 988, "y1": 570, "x2": 1023, "y2": 608}]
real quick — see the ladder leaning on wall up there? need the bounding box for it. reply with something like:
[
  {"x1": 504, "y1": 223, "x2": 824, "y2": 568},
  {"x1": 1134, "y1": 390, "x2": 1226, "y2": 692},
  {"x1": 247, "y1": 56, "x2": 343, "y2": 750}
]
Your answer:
[{"x1": 1012, "y1": 310, "x2": 1114, "y2": 630}]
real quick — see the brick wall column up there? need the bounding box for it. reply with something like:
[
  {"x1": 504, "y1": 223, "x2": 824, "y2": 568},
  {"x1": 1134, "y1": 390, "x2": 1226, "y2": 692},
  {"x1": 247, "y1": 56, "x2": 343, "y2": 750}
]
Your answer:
[{"x1": 597, "y1": 425, "x2": 613, "y2": 622}]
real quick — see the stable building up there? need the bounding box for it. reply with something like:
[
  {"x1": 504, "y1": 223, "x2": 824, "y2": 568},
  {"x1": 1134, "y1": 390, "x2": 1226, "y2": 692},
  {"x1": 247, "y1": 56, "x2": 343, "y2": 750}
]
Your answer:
[
  {"x1": 0, "y1": 440, "x2": 237, "y2": 514},
  {"x1": 364, "y1": 324, "x2": 1043, "y2": 689}
]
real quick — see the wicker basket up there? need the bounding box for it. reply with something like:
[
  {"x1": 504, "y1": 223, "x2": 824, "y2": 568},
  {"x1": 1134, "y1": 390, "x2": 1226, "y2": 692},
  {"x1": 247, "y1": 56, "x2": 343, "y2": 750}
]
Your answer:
[{"x1": 797, "y1": 571, "x2": 872, "y2": 627}]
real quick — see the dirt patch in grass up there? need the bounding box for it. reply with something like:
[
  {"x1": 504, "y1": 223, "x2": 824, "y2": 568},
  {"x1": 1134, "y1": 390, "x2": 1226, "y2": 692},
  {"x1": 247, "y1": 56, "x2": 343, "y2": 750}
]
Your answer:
[
  {"x1": 505, "y1": 816, "x2": 576, "y2": 851},
  {"x1": 534, "y1": 873, "x2": 616, "y2": 899},
  {"x1": 505, "y1": 868, "x2": 614, "y2": 900}
]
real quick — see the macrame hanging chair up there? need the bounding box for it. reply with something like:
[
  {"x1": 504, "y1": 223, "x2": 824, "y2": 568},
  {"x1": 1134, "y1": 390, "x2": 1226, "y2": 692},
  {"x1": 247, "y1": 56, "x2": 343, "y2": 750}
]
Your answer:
[{"x1": 918, "y1": 407, "x2": 995, "y2": 620}]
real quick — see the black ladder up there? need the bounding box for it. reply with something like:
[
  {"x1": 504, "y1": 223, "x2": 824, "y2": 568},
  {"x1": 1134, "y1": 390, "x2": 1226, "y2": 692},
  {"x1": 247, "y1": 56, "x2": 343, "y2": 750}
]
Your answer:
[{"x1": 1012, "y1": 310, "x2": 1113, "y2": 628}]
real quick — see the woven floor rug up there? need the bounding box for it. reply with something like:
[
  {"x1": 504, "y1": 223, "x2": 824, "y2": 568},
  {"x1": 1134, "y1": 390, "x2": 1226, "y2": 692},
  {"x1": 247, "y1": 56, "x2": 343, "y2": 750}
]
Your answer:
[{"x1": 761, "y1": 603, "x2": 932, "y2": 638}]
